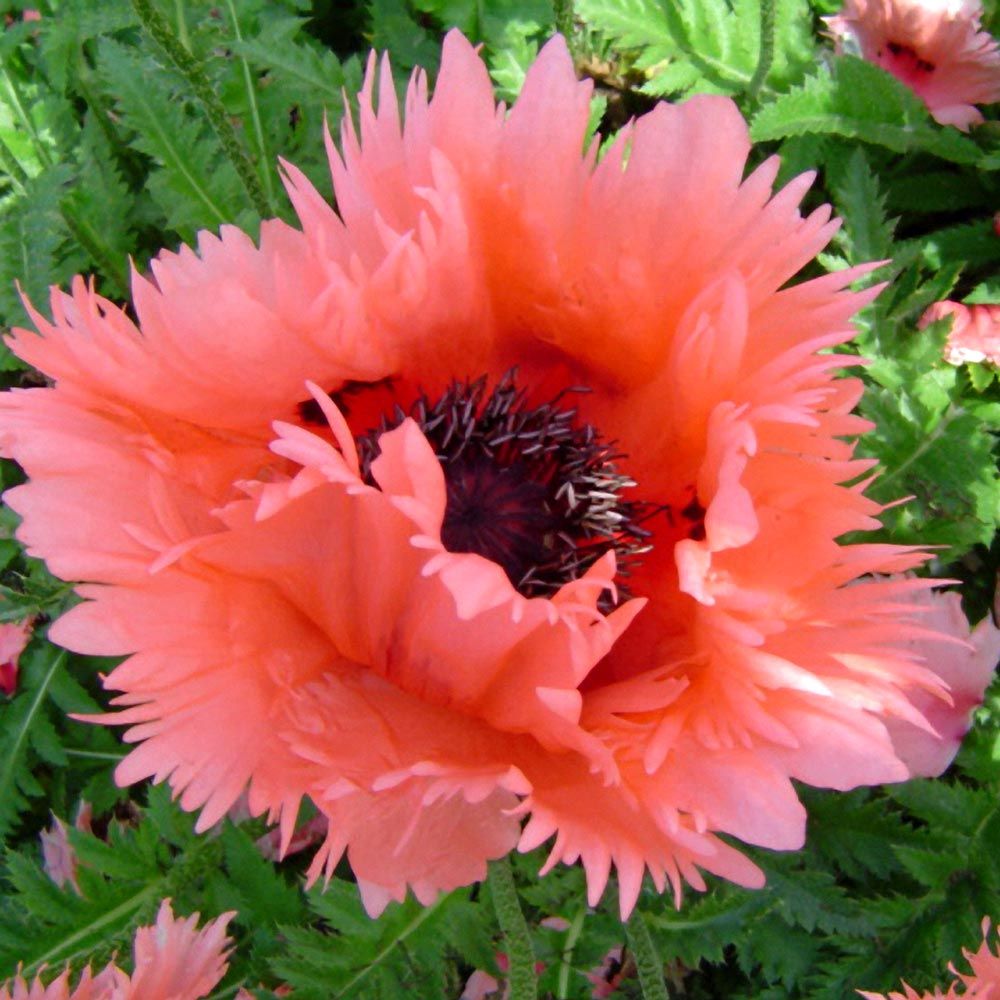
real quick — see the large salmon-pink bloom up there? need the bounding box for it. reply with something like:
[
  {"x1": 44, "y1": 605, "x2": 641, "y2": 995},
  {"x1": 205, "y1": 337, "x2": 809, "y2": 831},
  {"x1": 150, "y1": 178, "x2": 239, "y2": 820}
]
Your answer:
[
  {"x1": 0, "y1": 33, "x2": 987, "y2": 916},
  {"x1": 0, "y1": 900, "x2": 234, "y2": 1000},
  {"x1": 826, "y1": 0, "x2": 1000, "y2": 129}
]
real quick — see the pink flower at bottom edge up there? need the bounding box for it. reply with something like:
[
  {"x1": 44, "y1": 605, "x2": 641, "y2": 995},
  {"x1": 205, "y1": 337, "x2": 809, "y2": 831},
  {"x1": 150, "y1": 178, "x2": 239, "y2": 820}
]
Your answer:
[
  {"x1": 0, "y1": 900, "x2": 235, "y2": 1000},
  {"x1": 859, "y1": 917, "x2": 1000, "y2": 999}
]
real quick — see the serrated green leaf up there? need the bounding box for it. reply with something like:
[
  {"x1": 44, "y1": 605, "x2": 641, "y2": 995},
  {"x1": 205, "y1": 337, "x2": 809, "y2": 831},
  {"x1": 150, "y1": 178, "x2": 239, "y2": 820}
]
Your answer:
[
  {"x1": 859, "y1": 392, "x2": 1000, "y2": 554},
  {"x1": 828, "y1": 146, "x2": 894, "y2": 263},
  {"x1": 97, "y1": 38, "x2": 244, "y2": 239},
  {"x1": 232, "y1": 16, "x2": 351, "y2": 103},
  {"x1": 894, "y1": 846, "x2": 965, "y2": 887},
  {"x1": 0, "y1": 647, "x2": 66, "y2": 840},
  {"x1": 751, "y1": 56, "x2": 983, "y2": 163},
  {"x1": 217, "y1": 823, "x2": 304, "y2": 926},
  {"x1": 0, "y1": 165, "x2": 80, "y2": 328},
  {"x1": 273, "y1": 882, "x2": 480, "y2": 1000}
]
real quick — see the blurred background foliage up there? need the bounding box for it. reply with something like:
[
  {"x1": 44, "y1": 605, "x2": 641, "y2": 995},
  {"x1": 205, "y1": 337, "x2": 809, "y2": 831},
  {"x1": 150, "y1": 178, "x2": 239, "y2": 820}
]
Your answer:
[{"x1": 0, "y1": 0, "x2": 999, "y2": 997}]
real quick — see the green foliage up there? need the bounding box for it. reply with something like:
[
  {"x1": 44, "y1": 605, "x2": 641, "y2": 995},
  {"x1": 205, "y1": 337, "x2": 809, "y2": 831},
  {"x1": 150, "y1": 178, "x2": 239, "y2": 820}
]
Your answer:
[
  {"x1": 576, "y1": 0, "x2": 814, "y2": 99},
  {"x1": 272, "y1": 879, "x2": 496, "y2": 998},
  {"x1": 826, "y1": 146, "x2": 895, "y2": 265},
  {"x1": 0, "y1": 0, "x2": 360, "y2": 327}
]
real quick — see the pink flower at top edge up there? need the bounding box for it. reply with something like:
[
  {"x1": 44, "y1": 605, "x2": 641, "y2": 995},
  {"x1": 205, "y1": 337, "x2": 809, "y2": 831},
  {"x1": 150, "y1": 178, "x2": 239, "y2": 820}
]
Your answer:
[
  {"x1": 0, "y1": 900, "x2": 235, "y2": 1000},
  {"x1": 825, "y1": 0, "x2": 1000, "y2": 129},
  {"x1": 0, "y1": 617, "x2": 33, "y2": 697},
  {"x1": 920, "y1": 299, "x2": 1000, "y2": 366},
  {"x1": 859, "y1": 917, "x2": 1000, "y2": 999},
  {"x1": 0, "y1": 30, "x2": 981, "y2": 918}
]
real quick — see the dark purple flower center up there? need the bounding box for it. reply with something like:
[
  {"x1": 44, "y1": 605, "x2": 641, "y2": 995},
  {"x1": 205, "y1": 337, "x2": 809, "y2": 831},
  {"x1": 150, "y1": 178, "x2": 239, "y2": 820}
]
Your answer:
[
  {"x1": 881, "y1": 40, "x2": 936, "y2": 74},
  {"x1": 353, "y1": 373, "x2": 654, "y2": 599}
]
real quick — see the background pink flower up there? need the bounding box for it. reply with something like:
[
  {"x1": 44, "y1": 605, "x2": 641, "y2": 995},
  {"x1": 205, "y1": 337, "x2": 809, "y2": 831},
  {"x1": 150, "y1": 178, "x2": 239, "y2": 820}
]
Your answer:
[
  {"x1": 0, "y1": 900, "x2": 234, "y2": 1000},
  {"x1": 881, "y1": 587, "x2": 999, "y2": 777},
  {"x1": 0, "y1": 617, "x2": 33, "y2": 697},
  {"x1": 40, "y1": 802, "x2": 93, "y2": 895},
  {"x1": 921, "y1": 300, "x2": 1000, "y2": 366},
  {"x1": 826, "y1": 0, "x2": 1000, "y2": 129},
  {"x1": 860, "y1": 917, "x2": 1000, "y2": 998}
]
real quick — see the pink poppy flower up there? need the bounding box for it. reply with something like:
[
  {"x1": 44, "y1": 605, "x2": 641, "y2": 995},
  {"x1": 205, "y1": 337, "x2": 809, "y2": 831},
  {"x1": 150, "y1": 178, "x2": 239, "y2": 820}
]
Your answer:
[
  {"x1": 0, "y1": 617, "x2": 33, "y2": 697},
  {"x1": 460, "y1": 954, "x2": 545, "y2": 1000},
  {"x1": 0, "y1": 900, "x2": 234, "y2": 999},
  {"x1": 40, "y1": 801, "x2": 93, "y2": 894},
  {"x1": 859, "y1": 917, "x2": 1000, "y2": 999},
  {"x1": 920, "y1": 299, "x2": 1000, "y2": 366},
  {"x1": 585, "y1": 946, "x2": 626, "y2": 998},
  {"x1": 0, "y1": 33, "x2": 978, "y2": 917},
  {"x1": 825, "y1": 0, "x2": 1000, "y2": 129},
  {"x1": 881, "y1": 586, "x2": 999, "y2": 777}
]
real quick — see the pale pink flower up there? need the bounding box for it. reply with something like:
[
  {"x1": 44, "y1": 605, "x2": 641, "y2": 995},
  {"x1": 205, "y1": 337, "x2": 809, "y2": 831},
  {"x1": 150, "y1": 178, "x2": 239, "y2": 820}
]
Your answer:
[
  {"x1": 881, "y1": 587, "x2": 999, "y2": 776},
  {"x1": 920, "y1": 300, "x2": 1000, "y2": 366},
  {"x1": 40, "y1": 801, "x2": 93, "y2": 894},
  {"x1": 826, "y1": 0, "x2": 1000, "y2": 129},
  {"x1": 0, "y1": 617, "x2": 33, "y2": 697},
  {"x1": 460, "y1": 955, "x2": 545, "y2": 1000},
  {"x1": 586, "y1": 946, "x2": 626, "y2": 998},
  {"x1": 460, "y1": 969, "x2": 503, "y2": 1000},
  {"x1": 0, "y1": 900, "x2": 235, "y2": 999}
]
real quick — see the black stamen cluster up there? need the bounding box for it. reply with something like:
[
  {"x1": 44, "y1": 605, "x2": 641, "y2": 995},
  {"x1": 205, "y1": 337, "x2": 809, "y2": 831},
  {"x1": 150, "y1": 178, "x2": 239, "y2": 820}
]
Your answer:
[{"x1": 355, "y1": 373, "x2": 653, "y2": 600}]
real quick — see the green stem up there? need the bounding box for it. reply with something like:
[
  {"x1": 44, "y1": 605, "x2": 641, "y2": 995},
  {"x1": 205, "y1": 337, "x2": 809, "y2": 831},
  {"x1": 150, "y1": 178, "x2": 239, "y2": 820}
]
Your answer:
[
  {"x1": 0, "y1": 651, "x2": 66, "y2": 816},
  {"x1": 626, "y1": 910, "x2": 669, "y2": 1000},
  {"x1": 489, "y1": 858, "x2": 538, "y2": 1000},
  {"x1": 173, "y1": 0, "x2": 191, "y2": 51},
  {"x1": 24, "y1": 884, "x2": 157, "y2": 975},
  {"x1": 129, "y1": 0, "x2": 271, "y2": 219},
  {"x1": 222, "y1": 0, "x2": 275, "y2": 210},
  {"x1": 60, "y1": 201, "x2": 130, "y2": 293},
  {"x1": 0, "y1": 132, "x2": 28, "y2": 195},
  {"x1": 332, "y1": 893, "x2": 450, "y2": 998},
  {"x1": 0, "y1": 65, "x2": 52, "y2": 168},
  {"x1": 556, "y1": 907, "x2": 586, "y2": 999},
  {"x1": 64, "y1": 748, "x2": 128, "y2": 762},
  {"x1": 747, "y1": 0, "x2": 775, "y2": 100},
  {"x1": 554, "y1": 0, "x2": 575, "y2": 50}
]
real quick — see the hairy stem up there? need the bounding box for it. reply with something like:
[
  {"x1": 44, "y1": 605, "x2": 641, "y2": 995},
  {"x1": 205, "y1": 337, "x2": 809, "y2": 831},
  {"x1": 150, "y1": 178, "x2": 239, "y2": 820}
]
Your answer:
[
  {"x1": 222, "y1": 0, "x2": 275, "y2": 209},
  {"x1": 0, "y1": 132, "x2": 28, "y2": 194},
  {"x1": 748, "y1": 0, "x2": 776, "y2": 100},
  {"x1": 0, "y1": 64, "x2": 52, "y2": 168},
  {"x1": 627, "y1": 910, "x2": 669, "y2": 1000},
  {"x1": 556, "y1": 907, "x2": 586, "y2": 998},
  {"x1": 129, "y1": 0, "x2": 271, "y2": 219},
  {"x1": 554, "y1": 0, "x2": 575, "y2": 50},
  {"x1": 489, "y1": 858, "x2": 538, "y2": 1000}
]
